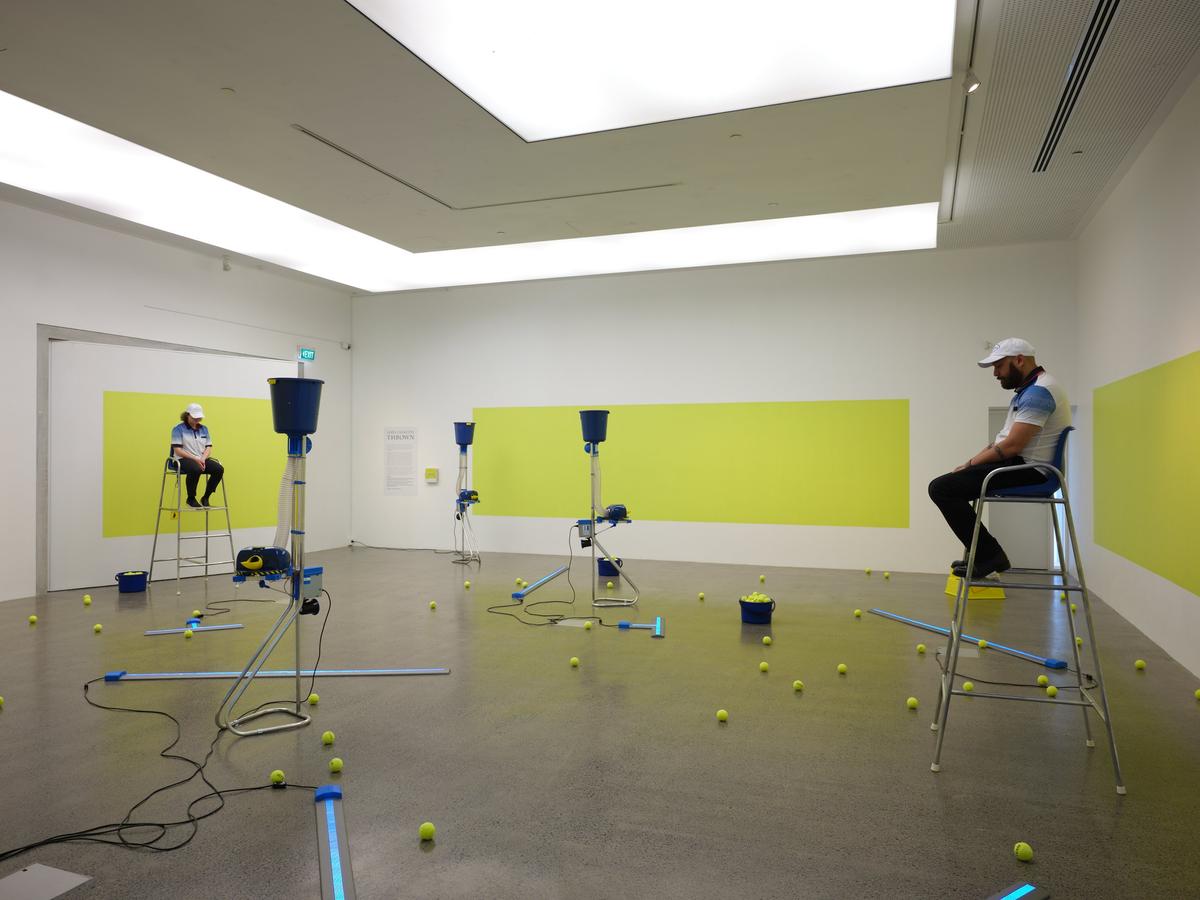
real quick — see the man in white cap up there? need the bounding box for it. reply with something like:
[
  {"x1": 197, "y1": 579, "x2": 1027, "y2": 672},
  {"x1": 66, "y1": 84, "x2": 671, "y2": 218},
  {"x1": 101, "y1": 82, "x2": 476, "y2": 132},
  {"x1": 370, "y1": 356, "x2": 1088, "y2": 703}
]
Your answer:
[
  {"x1": 170, "y1": 403, "x2": 225, "y2": 508},
  {"x1": 928, "y1": 338, "x2": 1071, "y2": 578}
]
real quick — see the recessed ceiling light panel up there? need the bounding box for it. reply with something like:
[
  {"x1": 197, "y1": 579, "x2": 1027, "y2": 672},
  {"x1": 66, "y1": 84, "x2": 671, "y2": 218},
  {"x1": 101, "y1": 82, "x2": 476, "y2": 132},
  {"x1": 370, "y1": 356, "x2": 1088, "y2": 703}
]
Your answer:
[{"x1": 347, "y1": 0, "x2": 956, "y2": 140}]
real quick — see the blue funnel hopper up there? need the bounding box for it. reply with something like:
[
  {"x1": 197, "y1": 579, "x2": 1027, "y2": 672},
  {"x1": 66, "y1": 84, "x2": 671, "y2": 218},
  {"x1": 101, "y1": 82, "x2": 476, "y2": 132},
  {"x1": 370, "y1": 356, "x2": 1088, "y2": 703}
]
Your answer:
[
  {"x1": 269, "y1": 378, "x2": 324, "y2": 438},
  {"x1": 454, "y1": 421, "x2": 476, "y2": 448},
  {"x1": 580, "y1": 409, "x2": 609, "y2": 444}
]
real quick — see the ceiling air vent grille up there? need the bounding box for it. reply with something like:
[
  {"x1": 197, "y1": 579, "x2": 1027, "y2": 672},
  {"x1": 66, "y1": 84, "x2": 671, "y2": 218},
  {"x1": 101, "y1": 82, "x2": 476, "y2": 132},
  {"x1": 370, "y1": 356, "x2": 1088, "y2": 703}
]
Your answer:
[{"x1": 1032, "y1": 0, "x2": 1121, "y2": 173}]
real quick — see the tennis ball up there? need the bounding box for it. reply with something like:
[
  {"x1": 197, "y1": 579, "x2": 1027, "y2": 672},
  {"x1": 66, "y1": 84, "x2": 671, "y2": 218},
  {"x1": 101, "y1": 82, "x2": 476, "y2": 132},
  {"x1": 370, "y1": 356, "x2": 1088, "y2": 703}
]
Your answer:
[
  {"x1": 1194, "y1": 688, "x2": 1200, "y2": 701},
  {"x1": 1037, "y1": 675, "x2": 1049, "y2": 686},
  {"x1": 270, "y1": 769, "x2": 285, "y2": 784},
  {"x1": 698, "y1": 592, "x2": 705, "y2": 600},
  {"x1": 322, "y1": 730, "x2": 335, "y2": 745},
  {"x1": 1046, "y1": 685, "x2": 1058, "y2": 698},
  {"x1": 716, "y1": 709, "x2": 728, "y2": 722},
  {"x1": 906, "y1": 697, "x2": 919, "y2": 710},
  {"x1": 515, "y1": 577, "x2": 523, "y2": 586},
  {"x1": 584, "y1": 621, "x2": 592, "y2": 630},
  {"x1": 793, "y1": 680, "x2": 804, "y2": 692},
  {"x1": 916, "y1": 643, "x2": 927, "y2": 654},
  {"x1": 0, "y1": 696, "x2": 5, "y2": 708},
  {"x1": 28, "y1": 615, "x2": 37, "y2": 626},
  {"x1": 570, "y1": 657, "x2": 580, "y2": 668},
  {"x1": 429, "y1": 601, "x2": 437, "y2": 610},
  {"x1": 1076, "y1": 636, "x2": 1083, "y2": 646},
  {"x1": 192, "y1": 609, "x2": 201, "y2": 617},
  {"x1": 1135, "y1": 659, "x2": 1146, "y2": 670},
  {"x1": 759, "y1": 661, "x2": 769, "y2": 673},
  {"x1": 308, "y1": 693, "x2": 320, "y2": 705},
  {"x1": 759, "y1": 574, "x2": 766, "y2": 583},
  {"x1": 464, "y1": 580, "x2": 471, "y2": 589},
  {"x1": 1070, "y1": 603, "x2": 1077, "y2": 613},
  {"x1": 865, "y1": 568, "x2": 872, "y2": 575},
  {"x1": 963, "y1": 681, "x2": 974, "y2": 692},
  {"x1": 1014, "y1": 841, "x2": 1034, "y2": 862},
  {"x1": 762, "y1": 636, "x2": 772, "y2": 646},
  {"x1": 853, "y1": 609, "x2": 862, "y2": 618},
  {"x1": 1059, "y1": 591, "x2": 1067, "y2": 601},
  {"x1": 329, "y1": 757, "x2": 344, "y2": 774},
  {"x1": 184, "y1": 628, "x2": 193, "y2": 639},
  {"x1": 978, "y1": 639, "x2": 988, "y2": 649},
  {"x1": 419, "y1": 821, "x2": 436, "y2": 841},
  {"x1": 837, "y1": 663, "x2": 848, "y2": 675},
  {"x1": 883, "y1": 572, "x2": 891, "y2": 580},
  {"x1": 93, "y1": 623, "x2": 102, "y2": 634},
  {"x1": 606, "y1": 581, "x2": 614, "y2": 589},
  {"x1": 83, "y1": 595, "x2": 92, "y2": 606}
]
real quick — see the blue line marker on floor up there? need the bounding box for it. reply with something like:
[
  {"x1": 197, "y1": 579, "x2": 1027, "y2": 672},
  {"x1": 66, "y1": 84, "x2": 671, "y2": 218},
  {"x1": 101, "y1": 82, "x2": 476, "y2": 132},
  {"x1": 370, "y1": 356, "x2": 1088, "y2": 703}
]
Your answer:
[
  {"x1": 868, "y1": 608, "x2": 1068, "y2": 669},
  {"x1": 103, "y1": 667, "x2": 450, "y2": 681},
  {"x1": 314, "y1": 785, "x2": 354, "y2": 900},
  {"x1": 986, "y1": 882, "x2": 1048, "y2": 900}
]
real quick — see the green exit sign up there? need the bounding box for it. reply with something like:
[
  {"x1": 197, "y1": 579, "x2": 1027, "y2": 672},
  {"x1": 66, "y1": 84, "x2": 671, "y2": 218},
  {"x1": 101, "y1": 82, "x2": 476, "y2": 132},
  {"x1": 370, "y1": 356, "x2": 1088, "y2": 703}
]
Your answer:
[{"x1": 298, "y1": 347, "x2": 316, "y2": 362}]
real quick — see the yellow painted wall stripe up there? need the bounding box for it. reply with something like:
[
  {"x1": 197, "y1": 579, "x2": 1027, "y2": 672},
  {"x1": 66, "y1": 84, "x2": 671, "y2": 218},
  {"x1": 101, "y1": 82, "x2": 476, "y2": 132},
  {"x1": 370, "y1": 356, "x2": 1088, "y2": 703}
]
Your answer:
[
  {"x1": 1094, "y1": 350, "x2": 1200, "y2": 596},
  {"x1": 472, "y1": 400, "x2": 908, "y2": 527}
]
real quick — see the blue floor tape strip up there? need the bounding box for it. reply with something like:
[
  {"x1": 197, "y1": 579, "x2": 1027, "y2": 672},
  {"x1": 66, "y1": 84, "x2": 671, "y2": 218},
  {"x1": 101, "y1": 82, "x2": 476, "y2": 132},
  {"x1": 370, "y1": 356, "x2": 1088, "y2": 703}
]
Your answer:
[
  {"x1": 315, "y1": 785, "x2": 354, "y2": 900},
  {"x1": 868, "y1": 608, "x2": 1068, "y2": 669}
]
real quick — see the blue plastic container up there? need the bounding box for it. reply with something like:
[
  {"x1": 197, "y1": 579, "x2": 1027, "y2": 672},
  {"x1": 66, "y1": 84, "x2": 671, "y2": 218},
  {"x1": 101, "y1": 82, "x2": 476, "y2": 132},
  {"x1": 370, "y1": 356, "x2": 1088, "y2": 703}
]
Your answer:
[
  {"x1": 454, "y1": 421, "x2": 476, "y2": 447},
  {"x1": 580, "y1": 409, "x2": 609, "y2": 444},
  {"x1": 268, "y1": 377, "x2": 324, "y2": 436},
  {"x1": 116, "y1": 570, "x2": 148, "y2": 592},
  {"x1": 598, "y1": 557, "x2": 623, "y2": 577},
  {"x1": 739, "y1": 597, "x2": 775, "y2": 624}
]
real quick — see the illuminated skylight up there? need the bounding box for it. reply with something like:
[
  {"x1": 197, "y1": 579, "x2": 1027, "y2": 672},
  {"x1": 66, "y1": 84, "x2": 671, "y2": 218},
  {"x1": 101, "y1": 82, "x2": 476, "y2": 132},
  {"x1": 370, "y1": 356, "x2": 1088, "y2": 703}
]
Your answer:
[
  {"x1": 0, "y1": 90, "x2": 937, "y2": 293},
  {"x1": 346, "y1": 0, "x2": 955, "y2": 140}
]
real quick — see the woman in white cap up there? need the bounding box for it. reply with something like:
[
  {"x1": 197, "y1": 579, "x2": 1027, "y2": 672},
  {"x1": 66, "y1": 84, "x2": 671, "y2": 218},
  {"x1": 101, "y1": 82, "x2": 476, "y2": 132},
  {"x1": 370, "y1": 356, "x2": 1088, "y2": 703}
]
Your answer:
[{"x1": 170, "y1": 402, "x2": 225, "y2": 508}]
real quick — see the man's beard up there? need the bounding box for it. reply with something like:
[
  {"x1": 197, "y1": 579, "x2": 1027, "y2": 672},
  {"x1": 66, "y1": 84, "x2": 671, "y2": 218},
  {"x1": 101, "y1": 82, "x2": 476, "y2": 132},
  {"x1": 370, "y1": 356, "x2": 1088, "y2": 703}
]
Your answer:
[{"x1": 999, "y1": 369, "x2": 1023, "y2": 389}]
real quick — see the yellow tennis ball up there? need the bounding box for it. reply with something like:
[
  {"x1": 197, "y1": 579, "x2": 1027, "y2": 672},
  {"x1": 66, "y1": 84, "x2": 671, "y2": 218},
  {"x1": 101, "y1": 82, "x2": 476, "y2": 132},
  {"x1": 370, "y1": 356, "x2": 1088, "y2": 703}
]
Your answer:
[
  {"x1": 759, "y1": 661, "x2": 769, "y2": 673},
  {"x1": 865, "y1": 568, "x2": 872, "y2": 575},
  {"x1": 1076, "y1": 636, "x2": 1083, "y2": 646},
  {"x1": 429, "y1": 601, "x2": 437, "y2": 610},
  {"x1": 762, "y1": 636, "x2": 772, "y2": 646},
  {"x1": 1037, "y1": 675, "x2": 1049, "y2": 686},
  {"x1": 1135, "y1": 659, "x2": 1146, "y2": 670},
  {"x1": 883, "y1": 572, "x2": 891, "y2": 580},
  {"x1": 698, "y1": 592, "x2": 705, "y2": 600},
  {"x1": 192, "y1": 609, "x2": 201, "y2": 617},
  {"x1": 1070, "y1": 603, "x2": 1077, "y2": 613},
  {"x1": 1059, "y1": 592, "x2": 1067, "y2": 601},
  {"x1": 515, "y1": 577, "x2": 523, "y2": 586},
  {"x1": 606, "y1": 581, "x2": 614, "y2": 589},
  {"x1": 308, "y1": 693, "x2": 320, "y2": 705},
  {"x1": 1194, "y1": 688, "x2": 1200, "y2": 701},
  {"x1": 853, "y1": 609, "x2": 862, "y2": 618},
  {"x1": 93, "y1": 623, "x2": 102, "y2": 634},
  {"x1": 837, "y1": 663, "x2": 847, "y2": 675},
  {"x1": 1014, "y1": 841, "x2": 1033, "y2": 862},
  {"x1": 584, "y1": 621, "x2": 592, "y2": 630},
  {"x1": 184, "y1": 628, "x2": 194, "y2": 639},
  {"x1": 83, "y1": 595, "x2": 92, "y2": 606},
  {"x1": 716, "y1": 709, "x2": 728, "y2": 722},
  {"x1": 792, "y1": 680, "x2": 804, "y2": 692},
  {"x1": 963, "y1": 681, "x2": 974, "y2": 692},
  {"x1": 1046, "y1": 685, "x2": 1058, "y2": 698},
  {"x1": 419, "y1": 821, "x2": 436, "y2": 841},
  {"x1": 916, "y1": 643, "x2": 926, "y2": 654},
  {"x1": 0, "y1": 696, "x2": 5, "y2": 708},
  {"x1": 464, "y1": 580, "x2": 471, "y2": 589},
  {"x1": 906, "y1": 697, "x2": 919, "y2": 710},
  {"x1": 329, "y1": 757, "x2": 344, "y2": 773},
  {"x1": 27, "y1": 615, "x2": 37, "y2": 626},
  {"x1": 570, "y1": 657, "x2": 580, "y2": 668},
  {"x1": 978, "y1": 639, "x2": 988, "y2": 649},
  {"x1": 270, "y1": 769, "x2": 285, "y2": 784},
  {"x1": 322, "y1": 730, "x2": 335, "y2": 745}
]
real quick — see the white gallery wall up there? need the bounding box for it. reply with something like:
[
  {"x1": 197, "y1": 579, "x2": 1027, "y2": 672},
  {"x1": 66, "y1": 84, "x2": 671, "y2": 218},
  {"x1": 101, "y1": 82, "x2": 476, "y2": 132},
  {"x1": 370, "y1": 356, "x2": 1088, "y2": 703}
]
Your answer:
[
  {"x1": 351, "y1": 241, "x2": 1077, "y2": 575},
  {"x1": 1075, "y1": 68, "x2": 1200, "y2": 677},
  {"x1": 0, "y1": 195, "x2": 354, "y2": 602}
]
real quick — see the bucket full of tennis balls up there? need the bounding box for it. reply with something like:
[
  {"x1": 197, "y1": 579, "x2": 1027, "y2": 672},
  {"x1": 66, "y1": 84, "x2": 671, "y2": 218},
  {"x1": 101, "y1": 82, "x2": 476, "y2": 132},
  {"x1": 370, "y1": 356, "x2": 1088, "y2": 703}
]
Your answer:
[{"x1": 739, "y1": 592, "x2": 776, "y2": 624}]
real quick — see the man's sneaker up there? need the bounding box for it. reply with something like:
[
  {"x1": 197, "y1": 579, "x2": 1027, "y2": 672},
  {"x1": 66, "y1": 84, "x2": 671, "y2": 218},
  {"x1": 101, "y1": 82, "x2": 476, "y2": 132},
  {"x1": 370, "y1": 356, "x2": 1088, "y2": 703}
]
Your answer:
[
  {"x1": 200, "y1": 494, "x2": 214, "y2": 508},
  {"x1": 186, "y1": 497, "x2": 202, "y2": 509},
  {"x1": 952, "y1": 551, "x2": 1011, "y2": 580}
]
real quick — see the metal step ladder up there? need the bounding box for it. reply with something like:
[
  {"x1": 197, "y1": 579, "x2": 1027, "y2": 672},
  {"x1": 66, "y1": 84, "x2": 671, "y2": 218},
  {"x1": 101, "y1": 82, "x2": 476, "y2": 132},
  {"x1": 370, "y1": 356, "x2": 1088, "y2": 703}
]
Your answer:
[{"x1": 149, "y1": 457, "x2": 235, "y2": 595}]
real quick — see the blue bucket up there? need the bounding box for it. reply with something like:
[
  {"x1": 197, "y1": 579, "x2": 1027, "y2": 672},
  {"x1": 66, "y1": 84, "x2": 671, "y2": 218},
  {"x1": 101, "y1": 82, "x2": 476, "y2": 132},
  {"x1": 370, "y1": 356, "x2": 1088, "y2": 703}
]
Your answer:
[
  {"x1": 268, "y1": 377, "x2": 324, "y2": 436},
  {"x1": 454, "y1": 421, "x2": 476, "y2": 447},
  {"x1": 598, "y1": 557, "x2": 623, "y2": 577},
  {"x1": 580, "y1": 409, "x2": 609, "y2": 444},
  {"x1": 116, "y1": 570, "x2": 148, "y2": 593},
  {"x1": 739, "y1": 597, "x2": 775, "y2": 624}
]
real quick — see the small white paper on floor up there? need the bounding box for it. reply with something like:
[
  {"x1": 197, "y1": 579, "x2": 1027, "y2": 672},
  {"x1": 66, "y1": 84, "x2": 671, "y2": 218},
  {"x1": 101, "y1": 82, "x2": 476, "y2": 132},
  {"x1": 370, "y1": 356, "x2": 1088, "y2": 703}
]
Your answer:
[{"x1": 0, "y1": 864, "x2": 91, "y2": 900}]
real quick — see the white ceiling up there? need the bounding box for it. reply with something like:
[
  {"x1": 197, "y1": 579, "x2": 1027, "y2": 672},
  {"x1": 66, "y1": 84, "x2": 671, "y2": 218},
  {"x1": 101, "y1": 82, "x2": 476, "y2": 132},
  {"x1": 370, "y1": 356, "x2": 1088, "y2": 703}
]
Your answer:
[{"x1": 1, "y1": 0, "x2": 1199, "y2": 288}]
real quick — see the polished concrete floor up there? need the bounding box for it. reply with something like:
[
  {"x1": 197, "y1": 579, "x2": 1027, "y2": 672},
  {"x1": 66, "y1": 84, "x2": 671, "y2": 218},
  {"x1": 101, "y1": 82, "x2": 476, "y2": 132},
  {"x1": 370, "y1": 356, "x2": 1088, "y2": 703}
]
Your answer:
[{"x1": 1, "y1": 548, "x2": 1199, "y2": 899}]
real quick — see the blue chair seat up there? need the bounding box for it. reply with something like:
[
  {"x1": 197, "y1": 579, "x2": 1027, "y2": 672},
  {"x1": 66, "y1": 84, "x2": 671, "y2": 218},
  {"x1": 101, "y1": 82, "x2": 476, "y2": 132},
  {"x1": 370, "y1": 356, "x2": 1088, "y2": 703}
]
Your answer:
[{"x1": 987, "y1": 426, "x2": 1073, "y2": 498}]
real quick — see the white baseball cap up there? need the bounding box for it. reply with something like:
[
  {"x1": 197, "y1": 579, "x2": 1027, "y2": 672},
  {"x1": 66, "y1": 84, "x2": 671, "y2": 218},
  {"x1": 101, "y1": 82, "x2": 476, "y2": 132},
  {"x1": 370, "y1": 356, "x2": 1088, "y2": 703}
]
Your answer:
[
  {"x1": 978, "y1": 338, "x2": 1035, "y2": 367},
  {"x1": 185, "y1": 403, "x2": 205, "y2": 419}
]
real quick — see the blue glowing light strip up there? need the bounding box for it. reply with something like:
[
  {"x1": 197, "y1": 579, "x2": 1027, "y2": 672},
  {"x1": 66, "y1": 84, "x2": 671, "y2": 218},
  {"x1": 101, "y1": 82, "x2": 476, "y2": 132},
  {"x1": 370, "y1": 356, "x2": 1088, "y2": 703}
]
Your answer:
[
  {"x1": 653, "y1": 616, "x2": 664, "y2": 638},
  {"x1": 143, "y1": 624, "x2": 244, "y2": 636},
  {"x1": 325, "y1": 799, "x2": 346, "y2": 900},
  {"x1": 868, "y1": 609, "x2": 1067, "y2": 669},
  {"x1": 512, "y1": 565, "x2": 567, "y2": 600},
  {"x1": 999, "y1": 885, "x2": 1036, "y2": 900},
  {"x1": 105, "y1": 667, "x2": 450, "y2": 681}
]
